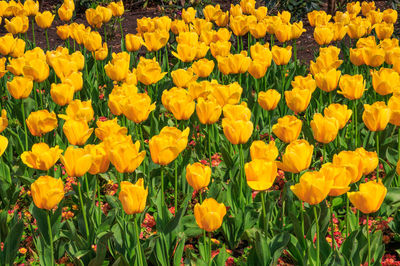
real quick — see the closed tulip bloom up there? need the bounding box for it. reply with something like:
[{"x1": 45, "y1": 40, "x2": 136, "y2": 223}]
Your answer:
[
  {"x1": 347, "y1": 19, "x2": 368, "y2": 39},
  {"x1": 60, "y1": 146, "x2": 92, "y2": 177},
  {"x1": 119, "y1": 179, "x2": 148, "y2": 215},
  {"x1": 35, "y1": 11, "x2": 54, "y2": 29},
  {"x1": 95, "y1": 118, "x2": 127, "y2": 141},
  {"x1": 332, "y1": 22, "x2": 348, "y2": 41},
  {"x1": 0, "y1": 136, "x2": 7, "y2": 157},
  {"x1": 171, "y1": 68, "x2": 197, "y2": 88},
  {"x1": 222, "y1": 118, "x2": 253, "y2": 145},
  {"x1": 333, "y1": 151, "x2": 363, "y2": 183},
  {"x1": 108, "y1": 83, "x2": 138, "y2": 115},
  {"x1": 95, "y1": 42, "x2": 108, "y2": 61},
  {"x1": 291, "y1": 74, "x2": 317, "y2": 93},
  {"x1": 26, "y1": 110, "x2": 58, "y2": 137},
  {"x1": 250, "y1": 140, "x2": 278, "y2": 161},
  {"x1": 194, "y1": 198, "x2": 226, "y2": 232},
  {"x1": 85, "y1": 8, "x2": 103, "y2": 28},
  {"x1": 214, "y1": 10, "x2": 229, "y2": 27},
  {"x1": 108, "y1": 1, "x2": 124, "y2": 17},
  {"x1": 315, "y1": 69, "x2": 341, "y2": 92},
  {"x1": 338, "y1": 74, "x2": 365, "y2": 100},
  {"x1": 383, "y1": 9, "x2": 397, "y2": 24},
  {"x1": 63, "y1": 72, "x2": 83, "y2": 92},
  {"x1": 109, "y1": 140, "x2": 146, "y2": 173},
  {"x1": 58, "y1": 4, "x2": 73, "y2": 22},
  {"x1": 324, "y1": 103, "x2": 352, "y2": 129},
  {"x1": 272, "y1": 115, "x2": 302, "y2": 143},
  {"x1": 125, "y1": 34, "x2": 142, "y2": 52},
  {"x1": 83, "y1": 143, "x2": 109, "y2": 175},
  {"x1": 210, "y1": 41, "x2": 231, "y2": 58},
  {"x1": 136, "y1": 57, "x2": 166, "y2": 85},
  {"x1": 63, "y1": 119, "x2": 93, "y2": 146},
  {"x1": 182, "y1": 7, "x2": 196, "y2": 23},
  {"x1": 7, "y1": 76, "x2": 33, "y2": 99},
  {"x1": 291, "y1": 171, "x2": 333, "y2": 205},
  {"x1": 96, "y1": 6, "x2": 112, "y2": 23},
  {"x1": 192, "y1": 59, "x2": 215, "y2": 78},
  {"x1": 0, "y1": 110, "x2": 8, "y2": 133},
  {"x1": 21, "y1": 143, "x2": 63, "y2": 171},
  {"x1": 23, "y1": 59, "x2": 49, "y2": 83},
  {"x1": 222, "y1": 102, "x2": 252, "y2": 122},
  {"x1": 56, "y1": 25, "x2": 70, "y2": 40},
  {"x1": 83, "y1": 31, "x2": 102, "y2": 52},
  {"x1": 149, "y1": 127, "x2": 189, "y2": 165},
  {"x1": 314, "y1": 26, "x2": 334, "y2": 45},
  {"x1": 275, "y1": 24, "x2": 292, "y2": 43},
  {"x1": 290, "y1": 21, "x2": 306, "y2": 40},
  {"x1": 310, "y1": 113, "x2": 339, "y2": 144},
  {"x1": 374, "y1": 22, "x2": 394, "y2": 40},
  {"x1": 0, "y1": 34, "x2": 16, "y2": 56},
  {"x1": 196, "y1": 97, "x2": 222, "y2": 125},
  {"x1": 250, "y1": 43, "x2": 272, "y2": 62},
  {"x1": 24, "y1": 0, "x2": 39, "y2": 16},
  {"x1": 389, "y1": 95, "x2": 400, "y2": 126},
  {"x1": 230, "y1": 15, "x2": 250, "y2": 36},
  {"x1": 105, "y1": 59, "x2": 129, "y2": 82},
  {"x1": 245, "y1": 159, "x2": 277, "y2": 191},
  {"x1": 371, "y1": 68, "x2": 400, "y2": 96},
  {"x1": 361, "y1": 1, "x2": 375, "y2": 16},
  {"x1": 308, "y1": 10, "x2": 332, "y2": 27},
  {"x1": 285, "y1": 88, "x2": 312, "y2": 114},
  {"x1": 122, "y1": 93, "x2": 156, "y2": 123},
  {"x1": 248, "y1": 60, "x2": 269, "y2": 79},
  {"x1": 188, "y1": 81, "x2": 213, "y2": 100},
  {"x1": 31, "y1": 176, "x2": 64, "y2": 210},
  {"x1": 5, "y1": 16, "x2": 25, "y2": 35},
  {"x1": 208, "y1": 82, "x2": 242, "y2": 107},
  {"x1": 277, "y1": 139, "x2": 313, "y2": 173},
  {"x1": 320, "y1": 163, "x2": 351, "y2": 196},
  {"x1": 355, "y1": 147, "x2": 378, "y2": 176},
  {"x1": 362, "y1": 101, "x2": 391, "y2": 132},
  {"x1": 348, "y1": 180, "x2": 387, "y2": 214},
  {"x1": 258, "y1": 89, "x2": 281, "y2": 111},
  {"x1": 50, "y1": 83, "x2": 74, "y2": 106},
  {"x1": 186, "y1": 163, "x2": 211, "y2": 191},
  {"x1": 362, "y1": 47, "x2": 385, "y2": 68},
  {"x1": 272, "y1": 46, "x2": 292, "y2": 65}
]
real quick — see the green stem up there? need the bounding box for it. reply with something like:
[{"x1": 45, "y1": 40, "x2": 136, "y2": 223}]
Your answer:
[
  {"x1": 161, "y1": 166, "x2": 164, "y2": 205},
  {"x1": 174, "y1": 160, "x2": 178, "y2": 213},
  {"x1": 78, "y1": 178, "x2": 90, "y2": 240},
  {"x1": 208, "y1": 232, "x2": 212, "y2": 265},
  {"x1": 135, "y1": 215, "x2": 144, "y2": 266},
  {"x1": 6, "y1": 128, "x2": 24, "y2": 152},
  {"x1": 21, "y1": 100, "x2": 28, "y2": 151},
  {"x1": 268, "y1": 110, "x2": 272, "y2": 141},
  {"x1": 96, "y1": 177, "x2": 102, "y2": 225},
  {"x1": 354, "y1": 100, "x2": 358, "y2": 148},
  {"x1": 31, "y1": 17, "x2": 36, "y2": 47},
  {"x1": 119, "y1": 17, "x2": 124, "y2": 49},
  {"x1": 301, "y1": 201, "x2": 305, "y2": 239},
  {"x1": 330, "y1": 197, "x2": 335, "y2": 251},
  {"x1": 367, "y1": 214, "x2": 371, "y2": 266},
  {"x1": 46, "y1": 211, "x2": 55, "y2": 266},
  {"x1": 261, "y1": 192, "x2": 267, "y2": 234},
  {"x1": 314, "y1": 205, "x2": 320, "y2": 266},
  {"x1": 239, "y1": 144, "x2": 244, "y2": 197},
  {"x1": 208, "y1": 124, "x2": 212, "y2": 166},
  {"x1": 376, "y1": 132, "x2": 380, "y2": 178},
  {"x1": 45, "y1": 29, "x2": 50, "y2": 50},
  {"x1": 346, "y1": 196, "x2": 350, "y2": 237}
]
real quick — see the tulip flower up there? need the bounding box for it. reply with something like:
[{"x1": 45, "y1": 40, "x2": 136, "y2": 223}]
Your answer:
[
  {"x1": 250, "y1": 140, "x2": 278, "y2": 161},
  {"x1": 310, "y1": 113, "x2": 340, "y2": 144},
  {"x1": 5, "y1": 16, "x2": 26, "y2": 35},
  {"x1": 272, "y1": 115, "x2": 302, "y2": 143},
  {"x1": 0, "y1": 110, "x2": 8, "y2": 134},
  {"x1": 355, "y1": 147, "x2": 379, "y2": 176},
  {"x1": 194, "y1": 198, "x2": 226, "y2": 232},
  {"x1": 338, "y1": 74, "x2": 365, "y2": 100},
  {"x1": 60, "y1": 146, "x2": 92, "y2": 177},
  {"x1": 85, "y1": 8, "x2": 103, "y2": 28},
  {"x1": 7, "y1": 76, "x2": 33, "y2": 99},
  {"x1": 50, "y1": 83, "x2": 75, "y2": 106},
  {"x1": 315, "y1": 69, "x2": 341, "y2": 93},
  {"x1": 171, "y1": 68, "x2": 197, "y2": 88},
  {"x1": 108, "y1": 83, "x2": 138, "y2": 115},
  {"x1": 331, "y1": 22, "x2": 348, "y2": 41},
  {"x1": 371, "y1": 68, "x2": 400, "y2": 96},
  {"x1": 122, "y1": 93, "x2": 155, "y2": 124},
  {"x1": 245, "y1": 159, "x2": 277, "y2": 191},
  {"x1": 388, "y1": 95, "x2": 400, "y2": 126},
  {"x1": 62, "y1": 119, "x2": 93, "y2": 146},
  {"x1": 125, "y1": 34, "x2": 142, "y2": 52},
  {"x1": 26, "y1": 110, "x2": 58, "y2": 137},
  {"x1": 119, "y1": 179, "x2": 148, "y2": 215},
  {"x1": 291, "y1": 74, "x2": 316, "y2": 93},
  {"x1": 186, "y1": 163, "x2": 211, "y2": 191},
  {"x1": 23, "y1": 59, "x2": 50, "y2": 83},
  {"x1": 210, "y1": 41, "x2": 231, "y2": 58},
  {"x1": 332, "y1": 151, "x2": 363, "y2": 184},
  {"x1": 142, "y1": 30, "x2": 169, "y2": 52},
  {"x1": 35, "y1": 11, "x2": 54, "y2": 29},
  {"x1": 382, "y1": 9, "x2": 397, "y2": 24},
  {"x1": 21, "y1": 143, "x2": 63, "y2": 171},
  {"x1": 136, "y1": 57, "x2": 166, "y2": 85},
  {"x1": 24, "y1": 0, "x2": 39, "y2": 16},
  {"x1": 324, "y1": 103, "x2": 352, "y2": 129},
  {"x1": 192, "y1": 59, "x2": 215, "y2": 78},
  {"x1": 314, "y1": 26, "x2": 334, "y2": 45},
  {"x1": 308, "y1": 10, "x2": 332, "y2": 27},
  {"x1": 348, "y1": 180, "x2": 387, "y2": 214},
  {"x1": 222, "y1": 102, "x2": 252, "y2": 122},
  {"x1": 272, "y1": 46, "x2": 292, "y2": 65},
  {"x1": 374, "y1": 22, "x2": 394, "y2": 40},
  {"x1": 104, "y1": 58, "x2": 129, "y2": 82},
  {"x1": 222, "y1": 118, "x2": 253, "y2": 145},
  {"x1": 83, "y1": 31, "x2": 102, "y2": 52},
  {"x1": 0, "y1": 136, "x2": 8, "y2": 157},
  {"x1": 0, "y1": 34, "x2": 16, "y2": 56},
  {"x1": 361, "y1": 1, "x2": 376, "y2": 16},
  {"x1": 285, "y1": 87, "x2": 312, "y2": 114},
  {"x1": 230, "y1": 15, "x2": 250, "y2": 36},
  {"x1": 362, "y1": 101, "x2": 391, "y2": 132},
  {"x1": 248, "y1": 60, "x2": 269, "y2": 79},
  {"x1": 149, "y1": 127, "x2": 190, "y2": 165},
  {"x1": 196, "y1": 97, "x2": 222, "y2": 125},
  {"x1": 58, "y1": 3, "x2": 73, "y2": 22},
  {"x1": 320, "y1": 163, "x2": 351, "y2": 197},
  {"x1": 290, "y1": 171, "x2": 333, "y2": 205},
  {"x1": 108, "y1": 1, "x2": 124, "y2": 17},
  {"x1": 277, "y1": 139, "x2": 313, "y2": 173},
  {"x1": 31, "y1": 176, "x2": 64, "y2": 210},
  {"x1": 188, "y1": 81, "x2": 213, "y2": 100},
  {"x1": 62, "y1": 72, "x2": 83, "y2": 92},
  {"x1": 109, "y1": 140, "x2": 146, "y2": 173},
  {"x1": 83, "y1": 143, "x2": 110, "y2": 175},
  {"x1": 95, "y1": 118, "x2": 128, "y2": 141},
  {"x1": 258, "y1": 89, "x2": 281, "y2": 111},
  {"x1": 362, "y1": 47, "x2": 385, "y2": 68}
]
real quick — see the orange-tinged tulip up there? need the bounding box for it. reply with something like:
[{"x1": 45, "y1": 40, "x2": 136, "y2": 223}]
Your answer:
[
  {"x1": 362, "y1": 47, "x2": 385, "y2": 68},
  {"x1": 374, "y1": 22, "x2": 394, "y2": 40},
  {"x1": 85, "y1": 8, "x2": 103, "y2": 28},
  {"x1": 5, "y1": 16, "x2": 25, "y2": 35},
  {"x1": 108, "y1": 83, "x2": 138, "y2": 115},
  {"x1": 383, "y1": 9, "x2": 397, "y2": 24},
  {"x1": 248, "y1": 60, "x2": 269, "y2": 79},
  {"x1": 119, "y1": 179, "x2": 148, "y2": 215},
  {"x1": 149, "y1": 127, "x2": 189, "y2": 165},
  {"x1": 362, "y1": 101, "x2": 391, "y2": 132},
  {"x1": 50, "y1": 83, "x2": 74, "y2": 106},
  {"x1": 250, "y1": 140, "x2": 278, "y2": 161},
  {"x1": 21, "y1": 143, "x2": 62, "y2": 171},
  {"x1": 210, "y1": 41, "x2": 231, "y2": 58},
  {"x1": 109, "y1": 140, "x2": 146, "y2": 173},
  {"x1": 84, "y1": 143, "x2": 109, "y2": 175},
  {"x1": 125, "y1": 34, "x2": 142, "y2": 52},
  {"x1": 189, "y1": 80, "x2": 213, "y2": 100},
  {"x1": 95, "y1": 119, "x2": 127, "y2": 141},
  {"x1": 308, "y1": 10, "x2": 332, "y2": 27},
  {"x1": 0, "y1": 34, "x2": 16, "y2": 56},
  {"x1": 274, "y1": 23, "x2": 291, "y2": 43},
  {"x1": 230, "y1": 15, "x2": 249, "y2": 36},
  {"x1": 108, "y1": 1, "x2": 124, "y2": 17},
  {"x1": 272, "y1": 115, "x2": 302, "y2": 143},
  {"x1": 324, "y1": 103, "x2": 352, "y2": 129},
  {"x1": 310, "y1": 113, "x2": 339, "y2": 144},
  {"x1": 192, "y1": 59, "x2": 215, "y2": 78},
  {"x1": 338, "y1": 74, "x2": 365, "y2": 100},
  {"x1": 104, "y1": 58, "x2": 129, "y2": 82},
  {"x1": 171, "y1": 19, "x2": 188, "y2": 35},
  {"x1": 56, "y1": 24, "x2": 70, "y2": 40},
  {"x1": 332, "y1": 22, "x2": 348, "y2": 41},
  {"x1": 208, "y1": 82, "x2": 242, "y2": 107},
  {"x1": 60, "y1": 146, "x2": 92, "y2": 177},
  {"x1": 285, "y1": 88, "x2": 312, "y2": 114},
  {"x1": 194, "y1": 198, "x2": 226, "y2": 232},
  {"x1": 347, "y1": 19, "x2": 369, "y2": 39},
  {"x1": 58, "y1": 4, "x2": 73, "y2": 22},
  {"x1": 222, "y1": 118, "x2": 253, "y2": 145},
  {"x1": 122, "y1": 93, "x2": 155, "y2": 123},
  {"x1": 291, "y1": 74, "x2": 316, "y2": 93},
  {"x1": 31, "y1": 176, "x2": 64, "y2": 210},
  {"x1": 272, "y1": 46, "x2": 292, "y2": 65},
  {"x1": 315, "y1": 68, "x2": 341, "y2": 92},
  {"x1": 35, "y1": 11, "x2": 54, "y2": 29},
  {"x1": 245, "y1": 159, "x2": 277, "y2": 191},
  {"x1": 7, "y1": 76, "x2": 33, "y2": 99},
  {"x1": 367, "y1": 10, "x2": 383, "y2": 25},
  {"x1": 355, "y1": 147, "x2": 378, "y2": 176},
  {"x1": 371, "y1": 68, "x2": 400, "y2": 96},
  {"x1": 258, "y1": 89, "x2": 280, "y2": 111},
  {"x1": 136, "y1": 57, "x2": 166, "y2": 85},
  {"x1": 141, "y1": 30, "x2": 169, "y2": 52},
  {"x1": 222, "y1": 102, "x2": 251, "y2": 122},
  {"x1": 0, "y1": 58, "x2": 7, "y2": 79},
  {"x1": 0, "y1": 110, "x2": 7, "y2": 134},
  {"x1": 23, "y1": 59, "x2": 49, "y2": 83},
  {"x1": 95, "y1": 42, "x2": 108, "y2": 61},
  {"x1": 26, "y1": 110, "x2": 57, "y2": 137},
  {"x1": 333, "y1": 151, "x2": 363, "y2": 183},
  {"x1": 348, "y1": 180, "x2": 387, "y2": 214},
  {"x1": 62, "y1": 119, "x2": 93, "y2": 146},
  {"x1": 291, "y1": 171, "x2": 333, "y2": 205},
  {"x1": 397, "y1": 159, "x2": 400, "y2": 176},
  {"x1": 171, "y1": 68, "x2": 197, "y2": 88},
  {"x1": 320, "y1": 163, "x2": 351, "y2": 196},
  {"x1": 186, "y1": 162, "x2": 211, "y2": 191},
  {"x1": 314, "y1": 26, "x2": 334, "y2": 46},
  {"x1": 250, "y1": 42, "x2": 271, "y2": 62},
  {"x1": 361, "y1": 1, "x2": 375, "y2": 16},
  {"x1": 182, "y1": 7, "x2": 196, "y2": 23},
  {"x1": 277, "y1": 139, "x2": 313, "y2": 173},
  {"x1": 196, "y1": 97, "x2": 222, "y2": 125},
  {"x1": 0, "y1": 135, "x2": 7, "y2": 157},
  {"x1": 83, "y1": 31, "x2": 102, "y2": 52},
  {"x1": 388, "y1": 95, "x2": 400, "y2": 126}
]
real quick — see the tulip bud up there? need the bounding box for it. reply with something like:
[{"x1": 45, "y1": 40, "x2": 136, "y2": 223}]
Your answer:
[
  {"x1": 186, "y1": 162, "x2": 211, "y2": 191},
  {"x1": 31, "y1": 176, "x2": 64, "y2": 210},
  {"x1": 347, "y1": 180, "x2": 387, "y2": 214},
  {"x1": 290, "y1": 171, "x2": 333, "y2": 205},
  {"x1": 194, "y1": 198, "x2": 226, "y2": 232},
  {"x1": 60, "y1": 146, "x2": 92, "y2": 177},
  {"x1": 277, "y1": 139, "x2": 313, "y2": 173}
]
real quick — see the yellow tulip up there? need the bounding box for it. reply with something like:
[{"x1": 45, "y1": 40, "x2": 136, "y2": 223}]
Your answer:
[
  {"x1": 314, "y1": 26, "x2": 334, "y2": 46},
  {"x1": 374, "y1": 22, "x2": 394, "y2": 40},
  {"x1": 250, "y1": 140, "x2": 278, "y2": 161},
  {"x1": 171, "y1": 19, "x2": 188, "y2": 35},
  {"x1": 324, "y1": 103, "x2": 352, "y2": 129},
  {"x1": 382, "y1": 9, "x2": 397, "y2": 24},
  {"x1": 272, "y1": 115, "x2": 302, "y2": 143},
  {"x1": 7, "y1": 76, "x2": 33, "y2": 100},
  {"x1": 109, "y1": 140, "x2": 146, "y2": 173},
  {"x1": 291, "y1": 171, "x2": 333, "y2": 205},
  {"x1": 35, "y1": 11, "x2": 54, "y2": 29},
  {"x1": 0, "y1": 58, "x2": 7, "y2": 79},
  {"x1": 308, "y1": 10, "x2": 332, "y2": 27},
  {"x1": 192, "y1": 59, "x2": 215, "y2": 78},
  {"x1": 291, "y1": 74, "x2": 316, "y2": 93},
  {"x1": 371, "y1": 68, "x2": 400, "y2": 96},
  {"x1": 290, "y1": 21, "x2": 306, "y2": 40},
  {"x1": 332, "y1": 151, "x2": 363, "y2": 184},
  {"x1": 125, "y1": 34, "x2": 142, "y2": 52},
  {"x1": 122, "y1": 93, "x2": 155, "y2": 123},
  {"x1": 182, "y1": 7, "x2": 196, "y2": 23},
  {"x1": 250, "y1": 42, "x2": 271, "y2": 62},
  {"x1": 85, "y1": 8, "x2": 103, "y2": 28},
  {"x1": 23, "y1": 0, "x2": 39, "y2": 16},
  {"x1": 0, "y1": 135, "x2": 7, "y2": 157},
  {"x1": 21, "y1": 143, "x2": 62, "y2": 171},
  {"x1": 171, "y1": 68, "x2": 197, "y2": 88},
  {"x1": 194, "y1": 198, "x2": 226, "y2": 232},
  {"x1": 331, "y1": 22, "x2": 348, "y2": 41},
  {"x1": 0, "y1": 110, "x2": 7, "y2": 134},
  {"x1": 355, "y1": 147, "x2": 379, "y2": 176},
  {"x1": 361, "y1": 1, "x2": 376, "y2": 16},
  {"x1": 208, "y1": 82, "x2": 242, "y2": 107},
  {"x1": 320, "y1": 163, "x2": 351, "y2": 197},
  {"x1": 389, "y1": 95, "x2": 400, "y2": 126},
  {"x1": 50, "y1": 83, "x2": 74, "y2": 106},
  {"x1": 188, "y1": 81, "x2": 213, "y2": 100},
  {"x1": 222, "y1": 118, "x2": 253, "y2": 145},
  {"x1": 362, "y1": 101, "x2": 391, "y2": 132},
  {"x1": 230, "y1": 15, "x2": 250, "y2": 36},
  {"x1": 31, "y1": 176, "x2": 64, "y2": 210},
  {"x1": 136, "y1": 57, "x2": 166, "y2": 85},
  {"x1": 95, "y1": 42, "x2": 108, "y2": 61},
  {"x1": 362, "y1": 47, "x2": 385, "y2": 68},
  {"x1": 104, "y1": 58, "x2": 129, "y2": 82},
  {"x1": 23, "y1": 59, "x2": 49, "y2": 83},
  {"x1": 83, "y1": 31, "x2": 102, "y2": 52},
  {"x1": 95, "y1": 118, "x2": 127, "y2": 141},
  {"x1": 277, "y1": 139, "x2": 313, "y2": 173},
  {"x1": 315, "y1": 68, "x2": 341, "y2": 92},
  {"x1": 258, "y1": 89, "x2": 280, "y2": 111},
  {"x1": 60, "y1": 146, "x2": 92, "y2": 177},
  {"x1": 285, "y1": 88, "x2": 312, "y2": 114},
  {"x1": 58, "y1": 3, "x2": 73, "y2": 22},
  {"x1": 108, "y1": 1, "x2": 124, "y2": 17},
  {"x1": 142, "y1": 30, "x2": 169, "y2": 52},
  {"x1": 96, "y1": 6, "x2": 112, "y2": 23},
  {"x1": 348, "y1": 180, "x2": 387, "y2": 214},
  {"x1": 56, "y1": 24, "x2": 70, "y2": 40},
  {"x1": 245, "y1": 159, "x2": 277, "y2": 191},
  {"x1": 119, "y1": 179, "x2": 148, "y2": 215},
  {"x1": 310, "y1": 113, "x2": 339, "y2": 144},
  {"x1": 62, "y1": 72, "x2": 83, "y2": 92},
  {"x1": 338, "y1": 74, "x2": 365, "y2": 100},
  {"x1": 62, "y1": 119, "x2": 93, "y2": 146},
  {"x1": 108, "y1": 83, "x2": 138, "y2": 115},
  {"x1": 210, "y1": 41, "x2": 231, "y2": 58},
  {"x1": 26, "y1": 110, "x2": 58, "y2": 137},
  {"x1": 274, "y1": 23, "x2": 291, "y2": 43},
  {"x1": 84, "y1": 143, "x2": 110, "y2": 175},
  {"x1": 0, "y1": 33, "x2": 15, "y2": 56},
  {"x1": 186, "y1": 162, "x2": 211, "y2": 191},
  {"x1": 248, "y1": 60, "x2": 269, "y2": 79},
  {"x1": 272, "y1": 46, "x2": 292, "y2": 65},
  {"x1": 223, "y1": 102, "x2": 251, "y2": 122},
  {"x1": 196, "y1": 97, "x2": 222, "y2": 125},
  {"x1": 5, "y1": 16, "x2": 25, "y2": 35},
  {"x1": 249, "y1": 22, "x2": 267, "y2": 39}
]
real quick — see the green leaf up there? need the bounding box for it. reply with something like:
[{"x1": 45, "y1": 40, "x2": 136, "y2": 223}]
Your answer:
[
  {"x1": 88, "y1": 232, "x2": 113, "y2": 266},
  {"x1": 3, "y1": 218, "x2": 24, "y2": 265}
]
